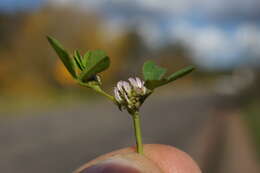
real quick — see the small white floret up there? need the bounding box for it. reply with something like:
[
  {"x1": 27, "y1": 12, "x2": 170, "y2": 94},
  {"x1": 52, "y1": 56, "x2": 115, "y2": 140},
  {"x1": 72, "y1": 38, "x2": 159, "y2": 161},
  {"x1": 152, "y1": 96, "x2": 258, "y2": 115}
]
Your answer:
[
  {"x1": 135, "y1": 77, "x2": 143, "y2": 88},
  {"x1": 117, "y1": 81, "x2": 124, "y2": 91},
  {"x1": 122, "y1": 81, "x2": 132, "y2": 94},
  {"x1": 114, "y1": 87, "x2": 122, "y2": 102},
  {"x1": 128, "y1": 77, "x2": 138, "y2": 88}
]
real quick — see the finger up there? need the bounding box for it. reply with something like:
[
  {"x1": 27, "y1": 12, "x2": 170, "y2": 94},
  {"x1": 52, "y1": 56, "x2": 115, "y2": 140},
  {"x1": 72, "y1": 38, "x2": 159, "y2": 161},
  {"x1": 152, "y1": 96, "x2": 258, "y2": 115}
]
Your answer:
[{"x1": 74, "y1": 144, "x2": 201, "y2": 173}]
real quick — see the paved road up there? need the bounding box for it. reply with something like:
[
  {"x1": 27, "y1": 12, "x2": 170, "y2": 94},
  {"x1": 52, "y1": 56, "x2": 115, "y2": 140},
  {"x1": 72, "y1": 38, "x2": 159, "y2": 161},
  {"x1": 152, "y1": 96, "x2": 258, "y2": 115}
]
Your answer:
[{"x1": 0, "y1": 92, "x2": 258, "y2": 173}]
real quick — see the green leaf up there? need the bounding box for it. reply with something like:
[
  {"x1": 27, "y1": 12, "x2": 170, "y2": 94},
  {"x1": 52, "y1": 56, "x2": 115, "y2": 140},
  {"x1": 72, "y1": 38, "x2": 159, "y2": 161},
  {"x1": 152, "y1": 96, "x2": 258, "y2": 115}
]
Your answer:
[
  {"x1": 47, "y1": 36, "x2": 76, "y2": 78},
  {"x1": 143, "y1": 60, "x2": 195, "y2": 90},
  {"x1": 73, "y1": 50, "x2": 84, "y2": 71},
  {"x1": 73, "y1": 57, "x2": 84, "y2": 71},
  {"x1": 79, "y1": 50, "x2": 110, "y2": 82},
  {"x1": 166, "y1": 66, "x2": 195, "y2": 83},
  {"x1": 82, "y1": 51, "x2": 90, "y2": 67},
  {"x1": 146, "y1": 66, "x2": 194, "y2": 89},
  {"x1": 74, "y1": 50, "x2": 83, "y2": 65},
  {"x1": 143, "y1": 61, "x2": 167, "y2": 81},
  {"x1": 144, "y1": 79, "x2": 168, "y2": 90}
]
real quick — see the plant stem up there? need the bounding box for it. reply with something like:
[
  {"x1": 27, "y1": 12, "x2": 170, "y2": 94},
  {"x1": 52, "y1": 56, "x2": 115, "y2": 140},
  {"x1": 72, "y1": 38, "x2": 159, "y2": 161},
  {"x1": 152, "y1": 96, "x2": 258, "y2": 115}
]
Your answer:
[
  {"x1": 93, "y1": 86, "x2": 116, "y2": 102},
  {"x1": 77, "y1": 81, "x2": 116, "y2": 103},
  {"x1": 132, "y1": 111, "x2": 144, "y2": 154}
]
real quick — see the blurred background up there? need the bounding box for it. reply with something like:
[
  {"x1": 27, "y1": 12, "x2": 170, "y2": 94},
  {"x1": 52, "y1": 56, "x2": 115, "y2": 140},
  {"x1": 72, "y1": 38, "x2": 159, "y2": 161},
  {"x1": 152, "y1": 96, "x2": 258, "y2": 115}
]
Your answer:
[{"x1": 0, "y1": 0, "x2": 260, "y2": 172}]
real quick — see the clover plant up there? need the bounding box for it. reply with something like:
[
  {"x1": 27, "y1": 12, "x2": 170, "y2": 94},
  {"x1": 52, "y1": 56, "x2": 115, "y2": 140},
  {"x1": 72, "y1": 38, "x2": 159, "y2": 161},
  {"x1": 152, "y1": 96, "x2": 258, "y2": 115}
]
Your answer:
[{"x1": 47, "y1": 36, "x2": 194, "y2": 154}]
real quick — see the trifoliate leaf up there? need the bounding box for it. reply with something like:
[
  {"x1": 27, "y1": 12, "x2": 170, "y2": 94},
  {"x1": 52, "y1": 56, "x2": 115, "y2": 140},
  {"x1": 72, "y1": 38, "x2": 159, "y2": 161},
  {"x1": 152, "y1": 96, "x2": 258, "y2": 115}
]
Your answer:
[
  {"x1": 47, "y1": 36, "x2": 76, "y2": 78},
  {"x1": 79, "y1": 50, "x2": 110, "y2": 82},
  {"x1": 144, "y1": 79, "x2": 168, "y2": 90},
  {"x1": 143, "y1": 60, "x2": 194, "y2": 90},
  {"x1": 143, "y1": 61, "x2": 167, "y2": 81},
  {"x1": 166, "y1": 66, "x2": 195, "y2": 83}
]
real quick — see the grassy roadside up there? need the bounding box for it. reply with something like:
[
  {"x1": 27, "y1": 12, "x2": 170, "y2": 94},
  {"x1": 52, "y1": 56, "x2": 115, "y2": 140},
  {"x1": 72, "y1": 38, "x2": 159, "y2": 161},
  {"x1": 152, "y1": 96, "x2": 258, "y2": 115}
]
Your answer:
[
  {"x1": 0, "y1": 90, "x2": 100, "y2": 117},
  {"x1": 242, "y1": 99, "x2": 260, "y2": 160}
]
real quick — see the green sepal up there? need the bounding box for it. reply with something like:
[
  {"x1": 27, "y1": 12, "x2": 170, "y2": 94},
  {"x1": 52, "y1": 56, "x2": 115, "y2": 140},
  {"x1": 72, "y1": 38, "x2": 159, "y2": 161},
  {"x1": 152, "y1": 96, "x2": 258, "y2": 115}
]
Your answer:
[
  {"x1": 79, "y1": 50, "x2": 110, "y2": 82},
  {"x1": 47, "y1": 36, "x2": 77, "y2": 78}
]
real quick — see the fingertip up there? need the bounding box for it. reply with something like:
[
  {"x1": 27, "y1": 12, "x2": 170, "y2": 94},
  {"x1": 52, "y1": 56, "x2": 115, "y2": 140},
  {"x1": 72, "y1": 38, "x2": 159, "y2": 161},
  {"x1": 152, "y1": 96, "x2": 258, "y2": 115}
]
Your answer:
[
  {"x1": 143, "y1": 144, "x2": 201, "y2": 173},
  {"x1": 75, "y1": 152, "x2": 162, "y2": 173},
  {"x1": 74, "y1": 144, "x2": 201, "y2": 173}
]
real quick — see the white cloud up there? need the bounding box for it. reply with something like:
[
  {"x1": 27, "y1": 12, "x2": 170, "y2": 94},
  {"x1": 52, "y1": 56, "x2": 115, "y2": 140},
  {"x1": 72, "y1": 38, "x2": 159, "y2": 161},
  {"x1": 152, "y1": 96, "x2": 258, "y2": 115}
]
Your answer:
[
  {"x1": 169, "y1": 22, "x2": 260, "y2": 69},
  {"x1": 47, "y1": 0, "x2": 260, "y2": 69},
  {"x1": 236, "y1": 24, "x2": 260, "y2": 58},
  {"x1": 192, "y1": 27, "x2": 231, "y2": 57},
  {"x1": 133, "y1": 0, "x2": 260, "y2": 18},
  {"x1": 48, "y1": 0, "x2": 260, "y2": 18},
  {"x1": 137, "y1": 0, "x2": 194, "y2": 15}
]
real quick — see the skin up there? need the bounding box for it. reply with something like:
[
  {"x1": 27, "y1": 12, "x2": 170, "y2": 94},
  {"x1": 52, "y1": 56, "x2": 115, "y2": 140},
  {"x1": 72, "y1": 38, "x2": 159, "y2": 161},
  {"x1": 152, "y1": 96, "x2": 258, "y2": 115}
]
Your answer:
[{"x1": 74, "y1": 144, "x2": 202, "y2": 173}]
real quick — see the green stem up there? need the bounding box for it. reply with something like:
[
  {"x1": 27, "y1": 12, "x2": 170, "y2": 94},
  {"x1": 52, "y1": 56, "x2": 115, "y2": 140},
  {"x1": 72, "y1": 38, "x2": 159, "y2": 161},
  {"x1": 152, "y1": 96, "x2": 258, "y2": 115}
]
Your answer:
[
  {"x1": 132, "y1": 111, "x2": 144, "y2": 154},
  {"x1": 77, "y1": 81, "x2": 116, "y2": 103},
  {"x1": 93, "y1": 86, "x2": 115, "y2": 102}
]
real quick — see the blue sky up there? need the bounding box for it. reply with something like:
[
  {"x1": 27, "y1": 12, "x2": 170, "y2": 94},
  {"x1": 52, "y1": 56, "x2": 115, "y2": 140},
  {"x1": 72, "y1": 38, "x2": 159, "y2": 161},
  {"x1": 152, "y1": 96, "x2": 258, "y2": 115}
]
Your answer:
[
  {"x1": 1, "y1": 0, "x2": 260, "y2": 70},
  {"x1": 0, "y1": 0, "x2": 44, "y2": 12}
]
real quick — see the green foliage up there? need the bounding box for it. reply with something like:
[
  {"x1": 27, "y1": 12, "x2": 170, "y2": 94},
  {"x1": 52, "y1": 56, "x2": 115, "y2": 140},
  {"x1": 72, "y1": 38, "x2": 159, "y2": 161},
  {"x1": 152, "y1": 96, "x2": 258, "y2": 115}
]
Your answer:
[
  {"x1": 73, "y1": 50, "x2": 85, "y2": 71},
  {"x1": 143, "y1": 79, "x2": 168, "y2": 90},
  {"x1": 47, "y1": 36, "x2": 195, "y2": 109},
  {"x1": 143, "y1": 61, "x2": 167, "y2": 81},
  {"x1": 47, "y1": 36, "x2": 76, "y2": 78},
  {"x1": 143, "y1": 60, "x2": 194, "y2": 90},
  {"x1": 167, "y1": 66, "x2": 195, "y2": 83},
  {"x1": 79, "y1": 50, "x2": 110, "y2": 82},
  {"x1": 46, "y1": 36, "x2": 196, "y2": 155},
  {"x1": 47, "y1": 36, "x2": 110, "y2": 84}
]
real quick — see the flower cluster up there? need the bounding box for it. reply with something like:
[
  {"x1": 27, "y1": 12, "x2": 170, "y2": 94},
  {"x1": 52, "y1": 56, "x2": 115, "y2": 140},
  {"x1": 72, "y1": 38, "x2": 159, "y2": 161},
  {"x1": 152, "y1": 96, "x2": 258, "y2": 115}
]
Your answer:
[{"x1": 114, "y1": 77, "x2": 149, "y2": 112}]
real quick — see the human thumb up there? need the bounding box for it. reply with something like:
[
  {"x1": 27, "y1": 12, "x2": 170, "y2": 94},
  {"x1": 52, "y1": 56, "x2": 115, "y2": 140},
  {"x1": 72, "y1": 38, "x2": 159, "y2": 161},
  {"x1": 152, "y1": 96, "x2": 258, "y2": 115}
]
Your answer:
[{"x1": 74, "y1": 144, "x2": 201, "y2": 173}]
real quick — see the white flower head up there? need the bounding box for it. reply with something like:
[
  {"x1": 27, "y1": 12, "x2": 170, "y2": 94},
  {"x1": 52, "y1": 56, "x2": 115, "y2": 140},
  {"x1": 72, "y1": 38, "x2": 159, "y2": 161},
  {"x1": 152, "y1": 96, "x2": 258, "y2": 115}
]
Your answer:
[{"x1": 114, "y1": 77, "x2": 148, "y2": 111}]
